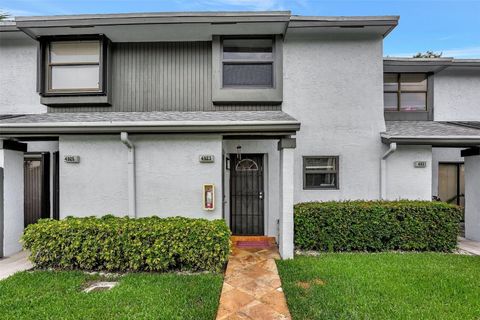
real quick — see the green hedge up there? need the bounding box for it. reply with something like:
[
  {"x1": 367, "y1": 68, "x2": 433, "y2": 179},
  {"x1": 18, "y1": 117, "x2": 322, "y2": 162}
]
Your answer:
[
  {"x1": 294, "y1": 200, "x2": 462, "y2": 252},
  {"x1": 22, "y1": 216, "x2": 231, "y2": 273}
]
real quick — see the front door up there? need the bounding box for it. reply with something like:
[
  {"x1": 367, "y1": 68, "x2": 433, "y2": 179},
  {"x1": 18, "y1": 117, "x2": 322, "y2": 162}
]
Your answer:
[
  {"x1": 230, "y1": 154, "x2": 264, "y2": 235},
  {"x1": 438, "y1": 162, "x2": 465, "y2": 207},
  {"x1": 24, "y1": 153, "x2": 50, "y2": 227}
]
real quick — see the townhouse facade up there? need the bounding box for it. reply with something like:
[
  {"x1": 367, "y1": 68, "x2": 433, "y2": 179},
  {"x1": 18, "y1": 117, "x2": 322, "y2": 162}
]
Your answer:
[{"x1": 0, "y1": 11, "x2": 479, "y2": 259}]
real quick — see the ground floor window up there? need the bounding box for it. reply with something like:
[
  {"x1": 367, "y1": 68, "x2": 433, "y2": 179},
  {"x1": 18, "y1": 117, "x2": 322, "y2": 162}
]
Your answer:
[{"x1": 303, "y1": 156, "x2": 339, "y2": 189}]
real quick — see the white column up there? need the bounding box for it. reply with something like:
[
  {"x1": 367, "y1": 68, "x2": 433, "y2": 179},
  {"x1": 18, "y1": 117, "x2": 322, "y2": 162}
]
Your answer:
[
  {"x1": 0, "y1": 148, "x2": 25, "y2": 257},
  {"x1": 279, "y1": 139, "x2": 295, "y2": 259},
  {"x1": 465, "y1": 155, "x2": 480, "y2": 241}
]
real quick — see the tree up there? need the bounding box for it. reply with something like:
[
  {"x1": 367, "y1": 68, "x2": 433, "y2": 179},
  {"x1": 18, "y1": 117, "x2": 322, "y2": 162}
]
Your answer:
[
  {"x1": 0, "y1": 10, "x2": 10, "y2": 21},
  {"x1": 413, "y1": 51, "x2": 443, "y2": 58}
]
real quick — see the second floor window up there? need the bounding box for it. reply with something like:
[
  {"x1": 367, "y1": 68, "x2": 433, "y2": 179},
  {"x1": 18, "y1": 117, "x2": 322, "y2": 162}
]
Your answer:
[
  {"x1": 46, "y1": 40, "x2": 102, "y2": 93},
  {"x1": 384, "y1": 73, "x2": 428, "y2": 112},
  {"x1": 221, "y1": 38, "x2": 274, "y2": 88}
]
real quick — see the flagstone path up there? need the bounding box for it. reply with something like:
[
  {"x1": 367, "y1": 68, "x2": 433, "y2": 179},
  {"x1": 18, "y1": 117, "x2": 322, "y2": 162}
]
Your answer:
[{"x1": 216, "y1": 240, "x2": 291, "y2": 320}]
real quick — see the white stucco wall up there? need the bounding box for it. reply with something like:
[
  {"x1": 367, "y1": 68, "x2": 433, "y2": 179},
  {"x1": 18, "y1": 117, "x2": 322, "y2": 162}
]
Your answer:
[
  {"x1": 0, "y1": 149, "x2": 24, "y2": 256},
  {"x1": 0, "y1": 31, "x2": 45, "y2": 114},
  {"x1": 386, "y1": 145, "x2": 432, "y2": 200},
  {"x1": 59, "y1": 134, "x2": 222, "y2": 219},
  {"x1": 434, "y1": 68, "x2": 480, "y2": 121},
  {"x1": 464, "y1": 155, "x2": 480, "y2": 241},
  {"x1": 283, "y1": 34, "x2": 386, "y2": 202},
  {"x1": 223, "y1": 140, "x2": 280, "y2": 237},
  {"x1": 134, "y1": 134, "x2": 222, "y2": 219},
  {"x1": 431, "y1": 148, "x2": 463, "y2": 197}
]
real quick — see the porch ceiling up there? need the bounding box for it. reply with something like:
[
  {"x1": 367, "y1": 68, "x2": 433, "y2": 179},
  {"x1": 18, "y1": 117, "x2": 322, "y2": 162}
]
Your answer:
[
  {"x1": 0, "y1": 111, "x2": 300, "y2": 136},
  {"x1": 382, "y1": 121, "x2": 480, "y2": 147}
]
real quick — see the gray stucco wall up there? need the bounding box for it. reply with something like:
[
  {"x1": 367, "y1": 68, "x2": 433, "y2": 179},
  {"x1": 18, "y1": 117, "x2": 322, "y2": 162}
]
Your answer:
[
  {"x1": 0, "y1": 149, "x2": 24, "y2": 256},
  {"x1": 0, "y1": 32, "x2": 46, "y2": 114},
  {"x1": 283, "y1": 35, "x2": 387, "y2": 202},
  {"x1": 386, "y1": 145, "x2": 432, "y2": 200},
  {"x1": 59, "y1": 134, "x2": 223, "y2": 219},
  {"x1": 434, "y1": 68, "x2": 480, "y2": 121}
]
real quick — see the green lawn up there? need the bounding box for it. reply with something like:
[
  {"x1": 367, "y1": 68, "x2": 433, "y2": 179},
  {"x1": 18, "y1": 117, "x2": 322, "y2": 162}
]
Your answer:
[
  {"x1": 277, "y1": 253, "x2": 480, "y2": 320},
  {"x1": 0, "y1": 271, "x2": 223, "y2": 320}
]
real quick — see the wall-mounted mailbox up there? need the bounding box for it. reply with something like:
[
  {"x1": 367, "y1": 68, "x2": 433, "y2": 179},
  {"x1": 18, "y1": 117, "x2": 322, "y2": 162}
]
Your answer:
[
  {"x1": 414, "y1": 161, "x2": 427, "y2": 168},
  {"x1": 203, "y1": 184, "x2": 215, "y2": 211},
  {"x1": 64, "y1": 155, "x2": 80, "y2": 163}
]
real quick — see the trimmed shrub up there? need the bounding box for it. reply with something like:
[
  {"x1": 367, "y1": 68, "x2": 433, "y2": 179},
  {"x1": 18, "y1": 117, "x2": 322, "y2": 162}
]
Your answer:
[
  {"x1": 294, "y1": 200, "x2": 462, "y2": 252},
  {"x1": 22, "y1": 216, "x2": 231, "y2": 273}
]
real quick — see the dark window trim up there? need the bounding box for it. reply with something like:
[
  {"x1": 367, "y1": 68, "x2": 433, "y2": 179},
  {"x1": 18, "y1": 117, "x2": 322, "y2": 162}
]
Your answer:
[
  {"x1": 220, "y1": 35, "x2": 276, "y2": 89},
  {"x1": 303, "y1": 156, "x2": 340, "y2": 190},
  {"x1": 38, "y1": 34, "x2": 110, "y2": 97}
]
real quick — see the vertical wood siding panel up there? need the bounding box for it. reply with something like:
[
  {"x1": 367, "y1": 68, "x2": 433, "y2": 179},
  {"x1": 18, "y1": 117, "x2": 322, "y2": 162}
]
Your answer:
[{"x1": 47, "y1": 41, "x2": 280, "y2": 112}]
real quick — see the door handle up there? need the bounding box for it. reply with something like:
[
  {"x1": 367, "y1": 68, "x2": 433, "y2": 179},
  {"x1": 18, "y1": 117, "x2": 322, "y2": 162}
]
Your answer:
[{"x1": 259, "y1": 192, "x2": 264, "y2": 200}]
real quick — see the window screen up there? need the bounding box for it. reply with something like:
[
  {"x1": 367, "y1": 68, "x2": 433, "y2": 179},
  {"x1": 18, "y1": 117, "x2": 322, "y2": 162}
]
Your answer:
[
  {"x1": 47, "y1": 40, "x2": 101, "y2": 92},
  {"x1": 222, "y1": 38, "x2": 274, "y2": 88},
  {"x1": 303, "y1": 156, "x2": 339, "y2": 189}
]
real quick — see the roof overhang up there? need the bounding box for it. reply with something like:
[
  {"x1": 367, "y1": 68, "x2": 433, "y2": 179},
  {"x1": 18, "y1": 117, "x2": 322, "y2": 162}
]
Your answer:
[
  {"x1": 15, "y1": 11, "x2": 291, "y2": 41},
  {"x1": 383, "y1": 58, "x2": 480, "y2": 73},
  {"x1": 0, "y1": 111, "x2": 300, "y2": 137},
  {"x1": 287, "y1": 16, "x2": 399, "y2": 39},
  {"x1": 381, "y1": 134, "x2": 480, "y2": 147},
  {"x1": 383, "y1": 57, "x2": 454, "y2": 73},
  {"x1": 381, "y1": 121, "x2": 480, "y2": 147}
]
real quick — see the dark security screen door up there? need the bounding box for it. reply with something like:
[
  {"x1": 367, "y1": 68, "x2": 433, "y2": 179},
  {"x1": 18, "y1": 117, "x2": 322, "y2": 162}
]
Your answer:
[
  {"x1": 230, "y1": 154, "x2": 264, "y2": 235},
  {"x1": 24, "y1": 153, "x2": 50, "y2": 227}
]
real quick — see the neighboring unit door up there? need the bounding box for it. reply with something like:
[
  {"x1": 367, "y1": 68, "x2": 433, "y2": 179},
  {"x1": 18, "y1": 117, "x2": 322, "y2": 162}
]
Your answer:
[
  {"x1": 438, "y1": 163, "x2": 465, "y2": 207},
  {"x1": 24, "y1": 153, "x2": 50, "y2": 227},
  {"x1": 230, "y1": 154, "x2": 264, "y2": 235}
]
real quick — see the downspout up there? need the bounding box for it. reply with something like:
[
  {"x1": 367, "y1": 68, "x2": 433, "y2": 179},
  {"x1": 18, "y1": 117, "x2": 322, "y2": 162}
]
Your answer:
[
  {"x1": 120, "y1": 132, "x2": 136, "y2": 218},
  {"x1": 380, "y1": 142, "x2": 397, "y2": 200}
]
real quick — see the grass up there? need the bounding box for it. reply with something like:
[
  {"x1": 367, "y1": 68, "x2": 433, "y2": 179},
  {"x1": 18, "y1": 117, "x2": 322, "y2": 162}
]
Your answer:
[
  {"x1": 0, "y1": 270, "x2": 223, "y2": 320},
  {"x1": 277, "y1": 253, "x2": 480, "y2": 320}
]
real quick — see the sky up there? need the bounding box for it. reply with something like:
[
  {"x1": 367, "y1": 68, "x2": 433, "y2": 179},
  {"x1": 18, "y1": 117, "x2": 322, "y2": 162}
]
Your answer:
[{"x1": 1, "y1": 0, "x2": 480, "y2": 58}]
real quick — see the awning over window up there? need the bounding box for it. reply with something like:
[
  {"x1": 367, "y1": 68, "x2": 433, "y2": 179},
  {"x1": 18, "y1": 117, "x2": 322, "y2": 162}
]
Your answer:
[{"x1": 382, "y1": 121, "x2": 480, "y2": 147}]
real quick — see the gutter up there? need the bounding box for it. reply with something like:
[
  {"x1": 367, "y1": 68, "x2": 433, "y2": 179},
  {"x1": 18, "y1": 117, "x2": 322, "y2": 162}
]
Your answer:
[
  {"x1": 120, "y1": 132, "x2": 136, "y2": 218},
  {"x1": 380, "y1": 142, "x2": 397, "y2": 200}
]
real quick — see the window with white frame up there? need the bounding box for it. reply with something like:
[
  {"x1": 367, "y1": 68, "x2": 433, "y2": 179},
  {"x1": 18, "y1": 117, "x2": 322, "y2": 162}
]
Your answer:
[
  {"x1": 303, "y1": 156, "x2": 339, "y2": 189},
  {"x1": 221, "y1": 38, "x2": 274, "y2": 88}
]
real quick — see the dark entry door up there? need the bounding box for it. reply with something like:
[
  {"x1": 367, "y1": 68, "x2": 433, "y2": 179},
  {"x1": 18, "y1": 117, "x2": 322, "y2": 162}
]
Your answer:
[
  {"x1": 24, "y1": 153, "x2": 50, "y2": 227},
  {"x1": 230, "y1": 154, "x2": 264, "y2": 235}
]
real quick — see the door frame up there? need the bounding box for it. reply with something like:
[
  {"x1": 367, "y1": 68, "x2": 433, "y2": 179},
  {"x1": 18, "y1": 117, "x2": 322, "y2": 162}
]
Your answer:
[
  {"x1": 438, "y1": 161, "x2": 465, "y2": 206},
  {"x1": 229, "y1": 153, "x2": 265, "y2": 236},
  {"x1": 24, "y1": 152, "x2": 50, "y2": 227}
]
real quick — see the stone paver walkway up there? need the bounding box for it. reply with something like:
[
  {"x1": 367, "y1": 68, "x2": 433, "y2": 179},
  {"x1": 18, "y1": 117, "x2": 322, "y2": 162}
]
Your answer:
[
  {"x1": 216, "y1": 240, "x2": 291, "y2": 320},
  {"x1": 0, "y1": 251, "x2": 32, "y2": 281},
  {"x1": 458, "y1": 237, "x2": 480, "y2": 255}
]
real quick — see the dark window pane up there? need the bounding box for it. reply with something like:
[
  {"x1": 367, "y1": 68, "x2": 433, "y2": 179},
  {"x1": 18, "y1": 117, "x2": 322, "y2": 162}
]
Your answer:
[
  {"x1": 400, "y1": 92, "x2": 427, "y2": 111},
  {"x1": 384, "y1": 93, "x2": 398, "y2": 111},
  {"x1": 223, "y1": 39, "x2": 273, "y2": 60},
  {"x1": 305, "y1": 173, "x2": 337, "y2": 188},
  {"x1": 384, "y1": 73, "x2": 398, "y2": 91},
  {"x1": 223, "y1": 63, "x2": 273, "y2": 87},
  {"x1": 400, "y1": 74, "x2": 427, "y2": 91}
]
